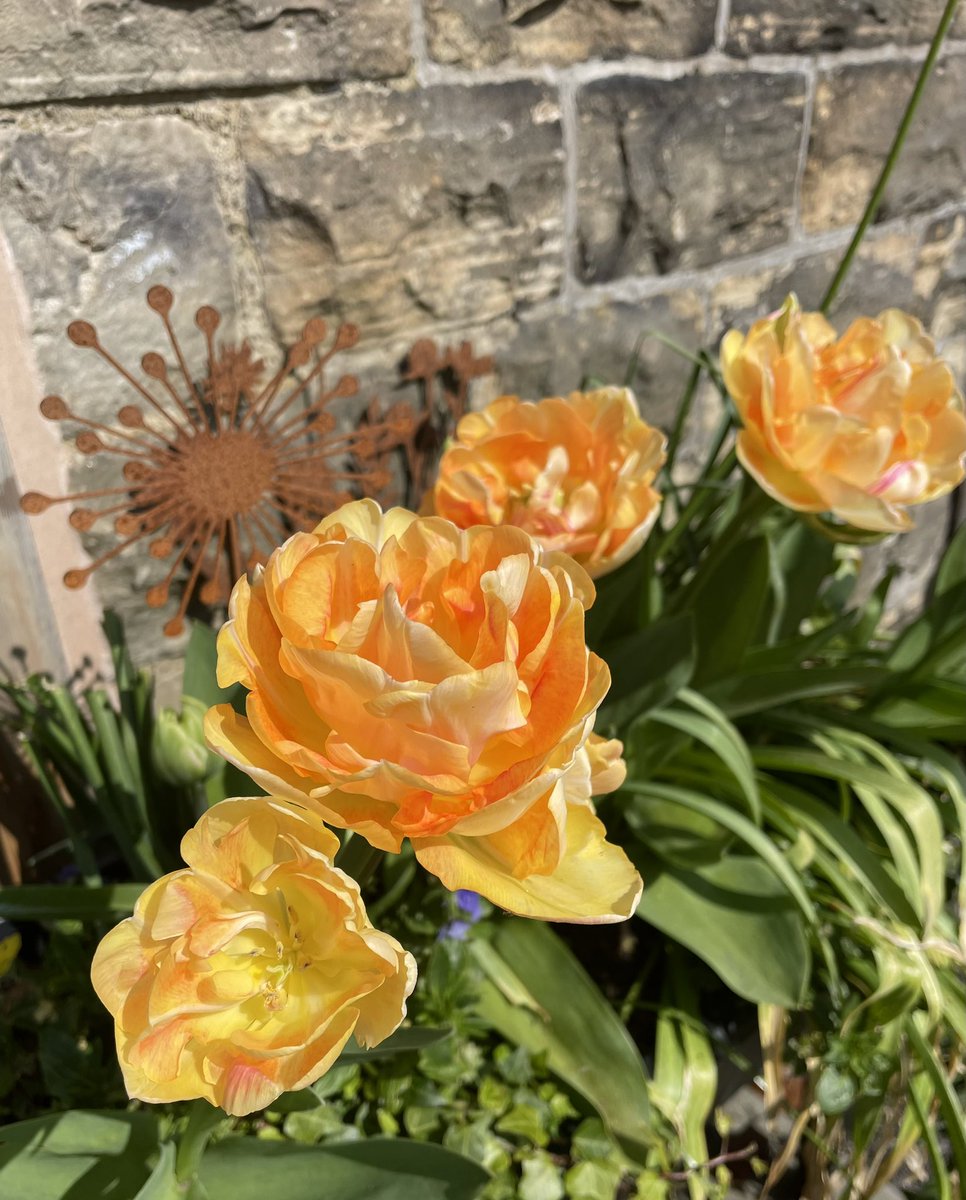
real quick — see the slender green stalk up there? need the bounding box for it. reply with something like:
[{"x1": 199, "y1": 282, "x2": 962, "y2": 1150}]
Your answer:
[
  {"x1": 335, "y1": 833, "x2": 384, "y2": 890},
  {"x1": 821, "y1": 0, "x2": 962, "y2": 313},
  {"x1": 175, "y1": 1099, "x2": 225, "y2": 1186},
  {"x1": 662, "y1": 361, "x2": 702, "y2": 483}
]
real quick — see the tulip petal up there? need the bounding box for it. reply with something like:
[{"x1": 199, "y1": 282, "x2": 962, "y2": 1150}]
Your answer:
[{"x1": 414, "y1": 801, "x2": 643, "y2": 924}]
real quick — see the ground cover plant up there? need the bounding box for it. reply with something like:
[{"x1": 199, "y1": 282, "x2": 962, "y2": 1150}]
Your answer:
[{"x1": 1, "y1": 3, "x2": 966, "y2": 1197}]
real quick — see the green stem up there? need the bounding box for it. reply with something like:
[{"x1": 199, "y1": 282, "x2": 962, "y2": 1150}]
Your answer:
[
  {"x1": 821, "y1": 0, "x2": 962, "y2": 313},
  {"x1": 658, "y1": 449, "x2": 738, "y2": 563},
  {"x1": 334, "y1": 833, "x2": 384, "y2": 891},
  {"x1": 661, "y1": 360, "x2": 702, "y2": 483},
  {"x1": 175, "y1": 1099, "x2": 224, "y2": 1186}
]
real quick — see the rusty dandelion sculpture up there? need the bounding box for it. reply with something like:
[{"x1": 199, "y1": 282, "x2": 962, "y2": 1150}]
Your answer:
[
  {"x1": 360, "y1": 336, "x2": 495, "y2": 509},
  {"x1": 20, "y1": 285, "x2": 413, "y2": 637}
]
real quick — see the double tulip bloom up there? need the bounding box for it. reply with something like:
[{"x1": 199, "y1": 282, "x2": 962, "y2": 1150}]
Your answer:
[
  {"x1": 722, "y1": 295, "x2": 966, "y2": 532},
  {"x1": 426, "y1": 388, "x2": 666, "y2": 578},
  {"x1": 205, "y1": 500, "x2": 642, "y2": 924},
  {"x1": 92, "y1": 798, "x2": 415, "y2": 1116}
]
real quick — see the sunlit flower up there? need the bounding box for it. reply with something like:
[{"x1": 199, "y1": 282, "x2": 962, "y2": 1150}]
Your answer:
[
  {"x1": 721, "y1": 295, "x2": 966, "y2": 532},
  {"x1": 91, "y1": 796, "x2": 415, "y2": 1116},
  {"x1": 205, "y1": 500, "x2": 641, "y2": 924},
  {"x1": 425, "y1": 389, "x2": 666, "y2": 578}
]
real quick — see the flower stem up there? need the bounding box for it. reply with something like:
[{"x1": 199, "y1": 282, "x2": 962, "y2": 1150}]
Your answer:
[
  {"x1": 175, "y1": 1099, "x2": 224, "y2": 1187},
  {"x1": 335, "y1": 833, "x2": 384, "y2": 891},
  {"x1": 820, "y1": 0, "x2": 962, "y2": 314}
]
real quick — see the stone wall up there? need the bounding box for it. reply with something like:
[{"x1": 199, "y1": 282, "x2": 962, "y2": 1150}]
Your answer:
[{"x1": 1, "y1": 1, "x2": 964, "y2": 670}]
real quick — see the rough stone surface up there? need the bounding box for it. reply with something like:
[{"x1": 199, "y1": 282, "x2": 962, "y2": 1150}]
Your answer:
[
  {"x1": 425, "y1": 0, "x2": 717, "y2": 69},
  {"x1": 726, "y1": 0, "x2": 966, "y2": 56},
  {"x1": 241, "y1": 85, "x2": 566, "y2": 345},
  {"x1": 0, "y1": 0, "x2": 409, "y2": 105},
  {"x1": 576, "y1": 72, "x2": 807, "y2": 283},
  {"x1": 802, "y1": 56, "x2": 966, "y2": 233},
  {"x1": 854, "y1": 495, "x2": 952, "y2": 626},
  {"x1": 0, "y1": 115, "x2": 236, "y2": 662},
  {"x1": 708, "y1": 229, "x2": 925, "y2": 341},
  {"x1": 918, "y1": 212, "x2": 966, "y2": 382}
]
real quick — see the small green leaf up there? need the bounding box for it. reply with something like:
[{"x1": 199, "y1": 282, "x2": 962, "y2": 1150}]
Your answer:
[
  {"x1": 815, "y1": 1066, "x2": 855, "y2": 1116},
  {"x1": 520, "y1": 1153, "x2": 564, "y2": 1200}
]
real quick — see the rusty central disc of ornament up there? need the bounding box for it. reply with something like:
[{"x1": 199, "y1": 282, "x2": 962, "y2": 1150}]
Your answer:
[{"x1": 175, "y1": 429, "x2": 276, "y2": 524}]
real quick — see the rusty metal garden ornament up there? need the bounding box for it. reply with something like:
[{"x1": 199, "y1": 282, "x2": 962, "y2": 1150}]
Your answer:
[{"x1": 20, "y1": 286, "x2": 414, "y2": 637}]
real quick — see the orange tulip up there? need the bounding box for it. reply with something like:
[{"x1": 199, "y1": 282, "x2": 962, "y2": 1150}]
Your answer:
[
  {"x1": 722, "y1": 295, "x2": 966, "y2": 532},
  {"x1": 205, "y1": 500, "x2": 641, "y2": 924},
  {"x1": 91, "y1": 797, "x2": 415, "y2": 1116},
  {"x1": 426, "y1": 388, "x2": 666, "y2": 578}
]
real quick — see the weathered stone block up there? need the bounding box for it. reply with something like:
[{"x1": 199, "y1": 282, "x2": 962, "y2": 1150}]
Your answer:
[
  {"x1": 426, "y1": 0, "x2": 716, "y2": 69},
  {"x1": 802, "y1": 57, "x2": 966, "y2": 233},
  {"x1": 241, "y1": 85, "x2": 566, "y2": 345},
  {"x1": 0, "y1": 0, "x2": 409, "y2": 104},
  {"x1": 726, "y1": 0, "x2": 966, "y2": 56},
  {"x1": 917, "y1": 212, "x2": 966, "y2": 383},
  {"x1": 708, "y1": 229, "x2": 925, "y2": 343},
  {"x1": 0, "y1": 115, "x2": 236, "y2": 662},
  {"x1": 576, "y1": 72, "x2": 807, "y2": 283}
]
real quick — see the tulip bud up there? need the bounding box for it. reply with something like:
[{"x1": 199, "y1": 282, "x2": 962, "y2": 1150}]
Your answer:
[{"x1": 151, "y1": 696, "x2": 220, "y2": 786}]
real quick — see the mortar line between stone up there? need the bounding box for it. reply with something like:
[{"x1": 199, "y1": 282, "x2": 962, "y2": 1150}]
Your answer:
[
  {"x1": 790, "y1": 61, "x2": 818, "y2": 241},
  {"x1": 3, "y1": 36, "x2": 965, "y2": 114},
  {"x1": 557, "y1": 70, "x2": 579, "y2": 308},
  {"x1": 409, "y1": 0, "x2": 432, "y2": 87},
  {"x1": 566, "y1": 200, "x2": 966, "y2": 311},
  {"x1": 714, "y1": 0, "x2": 732, "y2": 51}
]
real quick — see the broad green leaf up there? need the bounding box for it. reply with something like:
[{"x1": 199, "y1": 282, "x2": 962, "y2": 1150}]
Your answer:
[
  {"x1": 133, "y1": 1142, "x2": 179, "y2": 1200},
  {"x1": 708, "y1": 666, "x2": 888, "y2": 718},
  {"x1": 183, "y1": 620, "x2": 243, "y2": 710},
  {"x1": 621, "y1": 781, "x2": 815, "y2": 925},
  {"x1": 0, "y1": 883, "x2": 146, "y2": 921},
  {"x1": 198, "y1": 1136, "x2": 487, "y2": 1200},
  {"x1": 935, "y1": 521, "x2": 966, "y2": 599},
  {"x1": 471, "y1": 921, "x2": 654, "y2": 1164},
  {"x1": 584, "y1": 547, "x2": 652, "y2": 647},
  {"x1": 872, "y1": 680, "x2": 966, "y2": 742},
  {"x1": 634, "y1": 853, "x2": 810, "y2": 1007},
  {"x1": 650, "y1": 688, "x2": 760, "y2": 823},
  {"x1": 0, "y1": 1110, "x2": 159, "y2": 1200},
  {"x1": 768, "y1": 521, "x2": 836, "y2": 642},
  {"x1": 624, "y1": 789, "x2": 733, "y2": 868},
  {"x1": 338, "y1": 1026, "x2": 451, "y2": 1061},
  {"x1": 691, "y1": 535, "x2": 771, "y2": 683},
  {"x1": 597, "y1": 612, "x2": 695, "y2": 730},
  {"x1": 887, "y1": 577, "x2": 966, "y2": 680}
]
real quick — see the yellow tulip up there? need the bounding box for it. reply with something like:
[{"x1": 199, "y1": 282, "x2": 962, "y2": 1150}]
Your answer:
[
  {"x1": 425, "y1": 389, "x2": 666, "y2": 578},
  {"x1": 205, "y1": 500, "x2": 641, "y2": 924},
  {"x1": 722, "y1": 295, "x2": 966, "y2": 532},
  {"x1": 91, "y1": 797, "x2": 415, "y2": 1116}
]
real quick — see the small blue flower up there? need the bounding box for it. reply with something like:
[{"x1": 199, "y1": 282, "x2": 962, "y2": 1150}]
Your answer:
[{"x1": 454, "y1": 890, "x2": 483, "y2": 922}]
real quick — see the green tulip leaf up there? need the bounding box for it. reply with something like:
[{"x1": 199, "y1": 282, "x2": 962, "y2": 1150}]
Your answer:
[
  {"x1": 634, "y1": 852, "x2": 811, "y2": 1007},
  {"x1": 198, "y1": 1136, "x2": 488, "y2": 1200}
]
